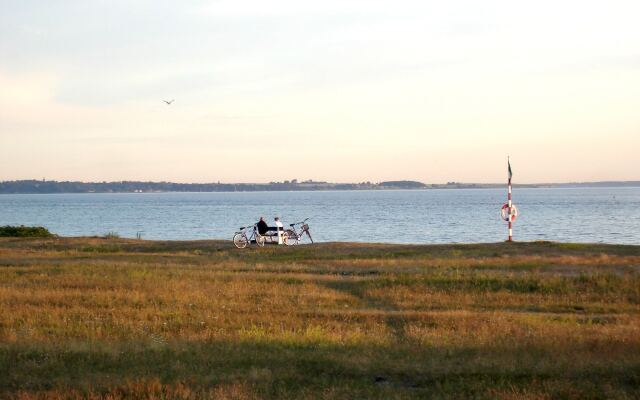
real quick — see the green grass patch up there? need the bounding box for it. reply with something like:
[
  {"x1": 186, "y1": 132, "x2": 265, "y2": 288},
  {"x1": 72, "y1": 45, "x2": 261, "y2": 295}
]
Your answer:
[{"x1": 0, "y1": 238, "x2": 639, "y2": 399}]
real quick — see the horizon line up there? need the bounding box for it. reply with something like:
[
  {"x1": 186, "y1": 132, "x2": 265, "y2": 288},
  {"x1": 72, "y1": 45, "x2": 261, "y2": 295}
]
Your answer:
[{"x1": 2, "y1": 178, "x2": 640, "y2": 186}]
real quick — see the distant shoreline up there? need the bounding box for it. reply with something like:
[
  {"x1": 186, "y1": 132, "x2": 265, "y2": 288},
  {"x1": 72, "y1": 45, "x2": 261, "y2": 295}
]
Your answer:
[{"x1": 0, "y1": 179, "x2": 638, "y2": 194}]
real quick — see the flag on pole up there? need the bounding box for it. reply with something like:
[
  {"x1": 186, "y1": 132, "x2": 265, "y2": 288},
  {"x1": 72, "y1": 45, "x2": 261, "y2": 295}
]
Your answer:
[{"x1": 508, "y1": 158, "x2": 513, "y2": 180}]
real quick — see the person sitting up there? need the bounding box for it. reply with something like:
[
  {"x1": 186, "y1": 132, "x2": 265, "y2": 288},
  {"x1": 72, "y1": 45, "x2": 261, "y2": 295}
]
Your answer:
[
  {"x1": 261, "y1": 217, "x2": 284, "y2": 243},
  {"x1": 256, "y1": 217, "x2": 269, "y2": 235},
  {"x1": 274, "y1": 217, "x2": 283, "y2": 230},
  {"x1": 264, "y1": 217, "x2": 283, "y2": 234}
]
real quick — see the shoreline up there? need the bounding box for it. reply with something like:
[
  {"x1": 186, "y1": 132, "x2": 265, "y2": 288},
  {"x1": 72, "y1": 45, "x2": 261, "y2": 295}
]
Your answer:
[
  {"x1": 2, "y1": 234, "x2": 639, "y2": 248},
  {"x1": 2, "y1": 235, "x2": 638, "y2": 251}
]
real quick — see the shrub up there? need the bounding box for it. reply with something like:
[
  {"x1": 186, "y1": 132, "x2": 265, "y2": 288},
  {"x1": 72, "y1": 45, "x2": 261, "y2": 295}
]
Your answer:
[
  {"x1": 0, "y1": 225, "x2": 55, "y2": 237},
  {"x1": 104, "y1": 232, "x2": 120, "y2": 239}
]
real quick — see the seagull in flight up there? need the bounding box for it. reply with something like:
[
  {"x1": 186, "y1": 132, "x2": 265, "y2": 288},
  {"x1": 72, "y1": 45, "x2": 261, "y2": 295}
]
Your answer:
[{"x1": 163, "y1": 99, "x2": 174, "y2": 105}]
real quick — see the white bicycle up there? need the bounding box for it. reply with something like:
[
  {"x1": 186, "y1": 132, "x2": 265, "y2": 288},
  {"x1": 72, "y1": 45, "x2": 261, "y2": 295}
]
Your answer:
[
  {"x1": 233, "y1": 224, "x2": 265, "y2": 249},
  {"x1": 283, "y1": 218, "x2": 313, "y2": 246}
]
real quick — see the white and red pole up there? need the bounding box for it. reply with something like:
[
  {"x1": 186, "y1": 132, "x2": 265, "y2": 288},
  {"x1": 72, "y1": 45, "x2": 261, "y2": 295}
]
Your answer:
[{"x1": 507, "y1": 156, "x2": 513, "y2": 242}]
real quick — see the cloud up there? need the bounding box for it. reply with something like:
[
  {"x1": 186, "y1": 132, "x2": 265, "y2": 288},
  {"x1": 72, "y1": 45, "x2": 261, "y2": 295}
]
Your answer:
[{"x1": 198, "y1": 0, "x2": 401, "y2": 19}]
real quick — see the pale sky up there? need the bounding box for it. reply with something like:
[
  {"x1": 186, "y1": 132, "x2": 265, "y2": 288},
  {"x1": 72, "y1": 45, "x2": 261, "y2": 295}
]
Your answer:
[{"x1": 1, "y1": 0, "x2": 639, "y2": 183}]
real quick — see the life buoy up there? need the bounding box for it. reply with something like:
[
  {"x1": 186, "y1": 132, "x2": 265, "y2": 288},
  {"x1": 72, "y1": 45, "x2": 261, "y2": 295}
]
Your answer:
[{"x1": 501, "y1": 203, "x2": 518, "y2": 222}]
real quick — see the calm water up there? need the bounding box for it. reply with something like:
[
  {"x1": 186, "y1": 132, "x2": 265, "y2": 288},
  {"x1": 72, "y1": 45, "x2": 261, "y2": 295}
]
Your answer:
[{"x1": 0, "y1": 188, "x2": 639, "y2": 244}]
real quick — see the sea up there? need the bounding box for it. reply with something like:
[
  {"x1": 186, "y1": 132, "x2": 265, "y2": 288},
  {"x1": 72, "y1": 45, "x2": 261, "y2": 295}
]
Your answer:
[{"x1": 0, "y1": 187, "x2": 639, "y2": 244}]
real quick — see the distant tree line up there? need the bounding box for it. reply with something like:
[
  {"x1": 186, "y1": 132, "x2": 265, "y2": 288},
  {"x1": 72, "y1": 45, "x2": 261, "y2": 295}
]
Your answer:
[
  {"x1": 1, "y1": 179, "x2": 635, "y2": 194},
  {"x1": 0, "y1": 180, "x2": 429, "y2": 194}
]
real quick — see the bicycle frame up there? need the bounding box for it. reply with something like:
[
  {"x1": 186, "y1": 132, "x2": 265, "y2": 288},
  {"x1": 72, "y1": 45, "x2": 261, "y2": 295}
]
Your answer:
[
  {"x1": 233, "y1": 225, "x2": 259, "y2": 248},
  {"x1": 285, "y1": 219, "x2": 313, "y2": 244},
  {"x1": 246, "y1": 227, "x2": 258, "y2": 243}
]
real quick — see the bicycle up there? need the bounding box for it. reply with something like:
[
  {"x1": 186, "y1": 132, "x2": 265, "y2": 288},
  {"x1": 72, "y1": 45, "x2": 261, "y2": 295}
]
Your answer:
[
  {"x1": 283, "y1": 218, "x2": 313, "y2": 245},
  {"x1": 232, "y1": 224, "x2": 266, "y2": 249}
]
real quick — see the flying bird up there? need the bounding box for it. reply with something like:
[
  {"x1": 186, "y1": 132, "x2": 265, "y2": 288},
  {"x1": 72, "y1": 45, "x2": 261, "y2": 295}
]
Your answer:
[{"x1": 163, "y1": 99, "x2": 174, "y2": 105}]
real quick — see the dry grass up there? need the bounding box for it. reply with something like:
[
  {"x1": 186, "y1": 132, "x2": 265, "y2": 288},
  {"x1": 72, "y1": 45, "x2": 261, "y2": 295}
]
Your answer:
[{"x1": 0, "y1": 238, "x2": 639, "y2": 399}]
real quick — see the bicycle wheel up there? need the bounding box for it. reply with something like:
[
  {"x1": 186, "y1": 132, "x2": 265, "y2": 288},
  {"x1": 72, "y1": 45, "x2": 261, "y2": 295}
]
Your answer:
[
  {"x1": 284, "y1": 229, "x2": 298, "y2": 246},
  {"x1": 233, "y1": 233, "x2": 248, "y2": 249}
]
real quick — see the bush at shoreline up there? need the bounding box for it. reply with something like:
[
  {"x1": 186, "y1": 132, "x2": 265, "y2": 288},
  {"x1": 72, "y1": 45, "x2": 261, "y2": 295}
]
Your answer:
[{"x1": 0, "y1": 225, "x2": 55, "y2": 237}]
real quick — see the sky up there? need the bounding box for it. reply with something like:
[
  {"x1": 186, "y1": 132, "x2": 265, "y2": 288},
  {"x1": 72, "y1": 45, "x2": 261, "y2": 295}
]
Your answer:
[{"x1": 0, "y1": 0, "x2": 639, "y2": 184}]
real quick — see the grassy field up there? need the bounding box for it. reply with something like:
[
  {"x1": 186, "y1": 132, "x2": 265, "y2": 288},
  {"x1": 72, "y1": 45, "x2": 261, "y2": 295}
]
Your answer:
[{"x1": 0, "y1": 238, "x2": 639, "y2": 399}]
